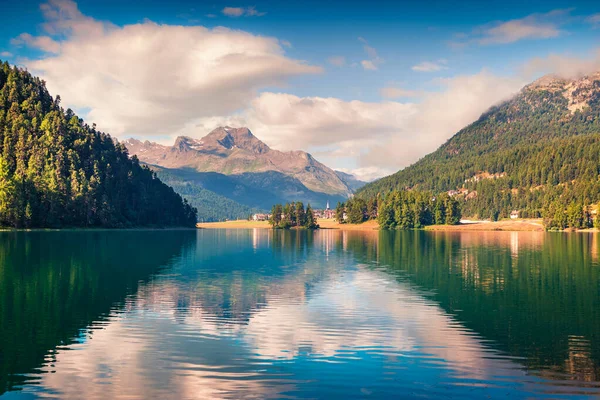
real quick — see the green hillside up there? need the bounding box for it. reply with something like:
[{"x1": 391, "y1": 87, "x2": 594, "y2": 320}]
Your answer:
[
  {"x1": 358, "y1": 73, "x2": 600, "y2": 222},
  {"x1": 0, "y1": 61, "x2": 197, "y2": 228},
  {"x1": 150, "y1": 166, "x2": 259, "y2": 221}
]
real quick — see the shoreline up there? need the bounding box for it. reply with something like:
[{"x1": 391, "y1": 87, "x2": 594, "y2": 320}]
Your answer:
[
  {"x1": 196, "y1": 218, "x2": 569, "y2": 232},
  {"x1": 196, "y1": 219, "x2": 379, "y2": 231}
]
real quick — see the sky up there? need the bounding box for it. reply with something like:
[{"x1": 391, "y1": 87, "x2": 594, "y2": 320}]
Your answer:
[{"x1": 1, "y1": 0, "x2": 600, "y2": 180}]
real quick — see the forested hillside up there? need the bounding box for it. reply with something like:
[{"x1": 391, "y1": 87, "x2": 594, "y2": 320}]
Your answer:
[
  {"x1": 358, "y1": 72, "x2": 600, "y2": 222},
  {"x1": 0, "y1": 61, "x2": 197, "y2": 228},
  {"x1": 151, "y1": 166, "x2": 258, "y2": 221}
]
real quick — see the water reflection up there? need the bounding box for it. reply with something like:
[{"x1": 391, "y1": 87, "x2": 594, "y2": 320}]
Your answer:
[
  {"x1": 361, "y1": 231, "x2": 600, "y2": 384},
  {"x1": 0, "y1": 230, "x2": 196, "y2": 395},
  {"x1": 1, "y1": 229, "x2": 600, "y2": 399}
]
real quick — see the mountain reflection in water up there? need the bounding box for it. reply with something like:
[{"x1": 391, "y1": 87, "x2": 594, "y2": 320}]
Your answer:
[{"x1": 1, "y1": 229, "x2": 599, "y2": 399}]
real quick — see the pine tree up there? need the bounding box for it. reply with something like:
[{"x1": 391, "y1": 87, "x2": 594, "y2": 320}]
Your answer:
[
  {"x1": 0, "y1": 155, "x2": 15, "y2": 224},
  {"x1": 335, "y1": 201, "x2": 345, "y2": 223},
  {"x1": 270, "y1": 204, "x2": 282, "y2": 227},
  {"x1": 567, "y1": 202, "x2": 583, "y2": 229},
  {"x1": 304, "y1": 203, "x2": 318, "y2": 229},
  {"x1": 295, "y1": 201, "x2": 306, "y2": 227}
]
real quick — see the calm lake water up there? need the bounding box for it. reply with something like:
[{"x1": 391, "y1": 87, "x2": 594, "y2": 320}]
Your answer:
[{"x1": 1, "y1": 229, "x2": 600, "y2": 399}]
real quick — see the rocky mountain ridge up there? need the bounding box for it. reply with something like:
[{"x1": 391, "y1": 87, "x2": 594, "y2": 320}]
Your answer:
[
  {"x1": 125, "y1": 126, "x2": 351, "y2": 197},
  {"x1": 525, "y1": 71, "x2": 600, "y2": 114}
]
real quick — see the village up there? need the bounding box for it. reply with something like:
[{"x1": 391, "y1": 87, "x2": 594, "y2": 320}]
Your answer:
[{"x1": 252, "y1": 201, "x2": 337, "y2": 222}]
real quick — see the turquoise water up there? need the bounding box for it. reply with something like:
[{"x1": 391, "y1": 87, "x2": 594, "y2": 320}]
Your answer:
[{"x1": 1, "y1": 229, "x2": 599, "y2": 399}]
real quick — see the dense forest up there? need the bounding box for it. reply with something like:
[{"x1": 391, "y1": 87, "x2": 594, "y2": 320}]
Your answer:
[
  {"x1": 334, "y1": 197, "x2": 378, "y2": 224},
  {"x1": 357, "y1": 74, "x2": 600, "y2": 228},
  {"x1": 0, "y1": 61, "x2": 197, "y2": 227},
  {"x1": 269, "y1": 202, "x2": 318, "y2": 229},
  {"x1": 335, "y1": 191, "x2": 461, "y2": 229}
]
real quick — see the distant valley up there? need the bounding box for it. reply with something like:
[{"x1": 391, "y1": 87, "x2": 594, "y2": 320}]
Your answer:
[{"x1": 124, "y1": 127, "x2": 367, "y2": 221}]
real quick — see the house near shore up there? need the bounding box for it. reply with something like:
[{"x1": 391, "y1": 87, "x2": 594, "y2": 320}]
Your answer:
[
  {"x1": 252, "y1": 213, "x2": 270, "y2": 221},
  {"x1": 510, "y1": 210, "x2": 519, "y2": 219}
]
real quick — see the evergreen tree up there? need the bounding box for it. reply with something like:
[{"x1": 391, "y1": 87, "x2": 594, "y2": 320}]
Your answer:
[
  {"x1": 270, "y1": 204, "x2": 282, "y2": 227},
  {"x1": 335, "y1": 201, "x2": 345, "y2": 223},
  {"x1": 0, "y1": 155, "x2": 15, "y2": 224},
  {"x1": 346, "y1": 198, "x2": 367, "y2": 224},
  {"x1": 376, "y1": 198, "x2": 395, "y2": 229},
  {"x1": 375, "y1": 189, "x2": 462, "y2": 230},
  {"x1": 567, "y1": 202, "x2": 583, "y2": 229},
  {"x1": 295, "y1": 201, "x2": 306, "y2": 227},
  {"x1": 281, "y1": 203, "x2": 292, "y2": 228},
  {"x1": 304, "y1": 203, "x2": 318, "y2": 229},
  {"x1": 367, "y1": 197, "x2": 378, "y2": 220}
]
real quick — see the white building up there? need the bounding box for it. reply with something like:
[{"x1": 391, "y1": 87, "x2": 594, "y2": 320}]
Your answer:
[{"x1": 252, "y1": 213, "x2": 269, "y2": 221}]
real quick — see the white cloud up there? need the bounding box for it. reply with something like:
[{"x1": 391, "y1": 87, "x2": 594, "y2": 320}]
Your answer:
[
  {"x1": 520, "y1": 49, "x2": 600, "y2": 79},
  {"x1": 0, "y1": 51, "x2": 13, "y2": 58},
  {"x1": 19, "y1": 0, "x2": 320, "y2": 137},
  {"x1": 11, "y1": 33, "x2": 61, "y2": 53},
  {"x1": 452, "y1": 9, "x2": 570, "y2": 47},
  {"x1": 327, "y1": 56, "x2": 346, "y2": 67},
  {"x1": 335, "y1": 167, "x2": 391, "y2": 182},
  {"x1": 480, "y1": 19, "x2": 559, "y2": 45},
  {"x1": 411, "y1": 60, "x2": 448, "y2": 72},
  {"x1": 358, "y1": 37, "x2": 383, "y2": 71},
  {"x1": 188, "y1": 70, "x2": 523, "y2": 171},
  {"x1": 361, "y1": 60, "x2": 378, "y2": 71},
  {"x1": 192, "y1": 92, "x2": 417, "y2": 152},
  {"x1": 586, "y1": 13, "x2": 600, "y2": 28},
  {"x1": 39, "y1": 0, "x2": 111, "y2": 37},
  {"x1": 222, "y1": 6, "x2": 266, "y2": 17},
  {"x1": 361, "y1": 71, "x2": 524, "y2": 168}
]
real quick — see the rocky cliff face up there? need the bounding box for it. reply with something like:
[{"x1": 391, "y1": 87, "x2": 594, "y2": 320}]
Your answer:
[
  {"x1": 125, "y1": 126, "x2": 352, "y2": 198},
  {"x1": 525, "y1": 72, "x2": 600, "y2": 114}
]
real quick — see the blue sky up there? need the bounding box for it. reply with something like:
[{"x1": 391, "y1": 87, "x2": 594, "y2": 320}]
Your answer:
[{"x1": 1, "y1": 0, "x2": 600, "y2": 179}]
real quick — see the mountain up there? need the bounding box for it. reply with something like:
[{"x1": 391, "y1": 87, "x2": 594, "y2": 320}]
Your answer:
[
  {"x1": 148, "y1": 166, "x2": 260, "y2": 222},
  {"x1": 335, "y1": 170, "x2": 369, "y2": 191},
  {"x1": 125, "y1": 127, "x2": 353, "y2": 213},
  {"x1": 358, "y1": 71, "x2": 600, "y2": 220},
  {"x1": 0, "y1": 60, "x2": 197, "y2": 228}
]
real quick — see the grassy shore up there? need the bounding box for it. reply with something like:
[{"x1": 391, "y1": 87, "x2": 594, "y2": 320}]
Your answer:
[
  {"x1": 197, "y1": 218, "x2": 549, "y2": 231},
  {"x1": 425, "y1": 219, "x2": 545, "y2": 232}
]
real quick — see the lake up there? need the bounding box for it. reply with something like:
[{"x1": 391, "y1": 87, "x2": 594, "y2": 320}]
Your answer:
[{"x1": 1, "y1": 229, "x2": 599, "y2": 399}]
